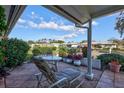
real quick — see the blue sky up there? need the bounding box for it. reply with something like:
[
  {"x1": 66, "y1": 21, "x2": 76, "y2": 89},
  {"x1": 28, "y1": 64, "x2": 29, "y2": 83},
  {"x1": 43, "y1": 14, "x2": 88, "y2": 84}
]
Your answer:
[{"x1": 9, "y1": 5, "x2": 121, "y2": 42}]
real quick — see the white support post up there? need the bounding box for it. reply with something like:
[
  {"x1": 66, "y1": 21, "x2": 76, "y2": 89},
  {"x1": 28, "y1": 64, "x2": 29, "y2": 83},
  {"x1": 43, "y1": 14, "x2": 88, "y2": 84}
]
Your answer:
[{"x1": 85, "y1": 19, "x2": 94, "y2": 80}]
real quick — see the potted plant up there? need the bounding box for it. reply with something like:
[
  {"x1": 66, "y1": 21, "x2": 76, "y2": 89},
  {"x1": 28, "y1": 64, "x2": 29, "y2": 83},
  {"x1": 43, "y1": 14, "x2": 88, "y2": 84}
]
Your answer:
[
  {"x1": 63, "y1": 55, "x2": 73, "y2": 63},
  {"x1": 73, "y1": 54, "x2": 83, "y2": 66},
  {"x1": 109, "y1": 59, "x2": 121, "y2": 73}
]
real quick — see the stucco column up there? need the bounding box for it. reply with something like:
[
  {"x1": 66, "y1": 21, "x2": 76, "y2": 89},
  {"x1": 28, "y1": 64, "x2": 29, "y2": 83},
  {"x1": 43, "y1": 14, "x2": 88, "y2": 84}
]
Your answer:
[{"x1": 85, "y1": 19, "x2": 94, "y2": 80}]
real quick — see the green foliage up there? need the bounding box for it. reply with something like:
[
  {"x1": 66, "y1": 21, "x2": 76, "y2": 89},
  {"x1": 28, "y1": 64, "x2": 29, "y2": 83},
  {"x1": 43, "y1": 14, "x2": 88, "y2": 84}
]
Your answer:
[
  {"x1": 97, "y1": 53, "x2": 124, "y2": 71},
  {"x1": 58, "y1": 46, "x2": 68, "y2": 57},
  {"x1": 25, "y1": 53, "x2": 33, "y2": 60},
  {"x1": 32, "y1": 46, "x2": 41, "y2": 56},
  {"x1": 82, "y1": 47, "x2": 87, "y2": 57},
  {"x1": 27, "y1": 40, "x2": 35, "y2": 44},
  {"x1": 115, "y1": 11, "x2": 124, "y2": 37},
  {"x1": 32, "y1": 46, "x2": 57, "y2": 56},
  {"x1": 0, "y1": 39, "x2": 7, "y2": 67},
  {"x1": 68, "y1": 48, "x2": 77, "y2": 55},
  {"x1": 0, "y1": 38, "x2": 30, "y2": 68},
  {"x1": 0, "y1": 6, "x2": 7, "y2": 36},
  {"x1": 94, "y1": 44, "x2": 102, "y2": 49},
  {"x1": 50, "y1": 40, "x2": 64, "y2": 43}
]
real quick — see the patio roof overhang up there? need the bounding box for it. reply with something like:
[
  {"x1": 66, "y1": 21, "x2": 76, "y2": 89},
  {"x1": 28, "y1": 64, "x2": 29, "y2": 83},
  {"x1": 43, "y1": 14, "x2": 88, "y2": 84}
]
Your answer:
[{"x1": 44, "y1": 5, "x2": 124, "y2": 26}]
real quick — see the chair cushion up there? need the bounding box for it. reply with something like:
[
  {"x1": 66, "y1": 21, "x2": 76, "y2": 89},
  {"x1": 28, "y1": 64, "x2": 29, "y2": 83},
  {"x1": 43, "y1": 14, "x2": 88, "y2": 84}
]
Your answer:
[{"x1": 56, "y1": 68, "x2": 81, "y2": 82}]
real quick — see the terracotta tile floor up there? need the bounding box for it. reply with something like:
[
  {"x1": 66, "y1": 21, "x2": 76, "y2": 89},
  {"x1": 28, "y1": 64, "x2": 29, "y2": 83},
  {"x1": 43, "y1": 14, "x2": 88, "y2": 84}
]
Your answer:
[{"x1": 0, "y1": 62, "x2": 124, "y2": 88}]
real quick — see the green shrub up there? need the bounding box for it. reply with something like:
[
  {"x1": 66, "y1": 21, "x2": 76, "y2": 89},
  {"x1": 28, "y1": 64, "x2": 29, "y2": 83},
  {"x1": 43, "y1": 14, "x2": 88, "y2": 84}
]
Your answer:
[
  {"x1": 82, "y1": 47, "x2": 87, "y2": 57},
  {"x1": 58, "y1": 46, "x2": 68, "y2": 57},
  {"x1": 0, "y1": 38, "x2": 30, "y2": 68},
  {"x1": 68, "y1": 48, "x2": 77, "y2": 55},
  {"x1": 0, "y1": 5, "x2": 7, "y2": 68},
  {"x1": 0, "y1": 41, "x2": 5, "y2": 67},
  {"x1": 0, "y1": 6, "x2": 7, "y2": 36},
  {"x1": 32, "y1": 46, "x2": 41, "y2": 56},
  {"x1": 25, "y1": 53, "x2": 33, "y2": 60},
  {"x1": 32, "y1": 46, "x2": 57, "y2": 56},
  {"x1": 97, "y1": 53, "x2": 124, "y2": 71}
]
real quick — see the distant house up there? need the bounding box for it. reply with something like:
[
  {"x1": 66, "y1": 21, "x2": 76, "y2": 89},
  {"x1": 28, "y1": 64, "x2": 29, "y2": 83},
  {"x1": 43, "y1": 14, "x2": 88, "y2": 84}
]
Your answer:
[
  {"x1": 66, "y1": 42, "x2": 83, "y2": 48},
  {"x1": 83, "y1": 41, "x2": 117, "y2": 49}
]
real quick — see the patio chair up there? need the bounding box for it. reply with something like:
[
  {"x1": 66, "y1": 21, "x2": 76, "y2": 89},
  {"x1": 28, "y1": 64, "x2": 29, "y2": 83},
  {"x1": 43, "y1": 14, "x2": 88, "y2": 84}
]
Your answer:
[{"x1": 32, "y1": 57, "x2": 84, "y2": 88}]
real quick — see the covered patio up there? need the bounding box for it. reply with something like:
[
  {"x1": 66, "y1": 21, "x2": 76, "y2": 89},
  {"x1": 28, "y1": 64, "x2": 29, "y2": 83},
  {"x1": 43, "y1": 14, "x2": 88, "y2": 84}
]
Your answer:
[{"x1": 1, "y1": 5, "x2": 124, "y2": 88}]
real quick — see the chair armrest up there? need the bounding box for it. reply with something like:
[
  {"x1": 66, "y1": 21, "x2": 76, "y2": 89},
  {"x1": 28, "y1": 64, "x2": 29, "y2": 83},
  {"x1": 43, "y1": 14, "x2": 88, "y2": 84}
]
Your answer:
[
  {"x1": 49, "y1": 77, "x2": 68, "y2": 88},
  {"x1": 34, "y1": 72, "x2": 42, "y2": 76}
]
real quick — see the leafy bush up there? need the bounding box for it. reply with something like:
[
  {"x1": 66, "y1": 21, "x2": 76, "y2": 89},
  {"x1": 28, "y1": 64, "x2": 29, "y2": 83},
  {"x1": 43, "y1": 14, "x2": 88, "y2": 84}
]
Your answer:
[
  {"x1": 68, "y1": 48, "x2": 77, "y2": 55},
  {"x1": 97, "y1": 53, "x2": 124, "y2": 71},
  {"x1": 25, "y1": 53, "x2": 33, "y2": 60},
  {"x1": 58, "y1": 46, "x2": 68, "y2": 57},
  {"x1": 94, "y1": 44, "x2": 102, "y2": 49},
  {"x1": 0, "y1": 6, "x2": 7, "y2": 36},
  {"x1": 0, "y1": 42, "x2": 5, "y2": 67},
  {"x1": 32, "y1": 46, "x2": 56, "y2": 56},
  {"x1": 82, "y1": 47, "x2": 87, "y2": 57},
  {"x1": 0, "y1": 38, "x2": 30, "y2": 68},
  {"x1": 32, "y1": 46, "x2": 41, "y2": 56}
]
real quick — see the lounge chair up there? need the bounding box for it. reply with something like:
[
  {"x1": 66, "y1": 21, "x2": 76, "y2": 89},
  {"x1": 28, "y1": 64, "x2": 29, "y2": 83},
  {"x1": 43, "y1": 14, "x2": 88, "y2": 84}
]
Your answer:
[{"x1": 32, "y1": 57, "x2": 84, "y2": 88}]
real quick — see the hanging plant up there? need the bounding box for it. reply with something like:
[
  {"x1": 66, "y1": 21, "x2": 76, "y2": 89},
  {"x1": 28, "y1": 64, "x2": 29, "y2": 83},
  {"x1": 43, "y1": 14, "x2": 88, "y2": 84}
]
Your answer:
[{"x1": 115, "y1": 11, "x2": 124, "y2": 38}]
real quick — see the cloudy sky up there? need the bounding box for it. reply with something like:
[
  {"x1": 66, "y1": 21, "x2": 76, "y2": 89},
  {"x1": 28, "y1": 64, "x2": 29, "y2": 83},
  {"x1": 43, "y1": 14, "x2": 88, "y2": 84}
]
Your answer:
[{"x1": 9, "y1": 5, "x2": 121, "y2": 42}]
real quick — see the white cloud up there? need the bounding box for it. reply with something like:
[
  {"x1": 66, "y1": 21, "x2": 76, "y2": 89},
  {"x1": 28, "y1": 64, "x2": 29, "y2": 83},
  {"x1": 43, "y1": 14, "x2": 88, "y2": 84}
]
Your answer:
[
  {"x1": 59, "y1": 25, "x2": 74, "y2": 31},
  {"x1": 92, "y1": 21, "x2": 99, "y2": 26},
  {"x1": 39, "y1": 21, "x2": 58, "y2": 29},
  {"x1": 30, "y1": 11, "x2": 44, "y2": 20},
  {"x1": 83, "y1": 21, "x2": 99, "y2": 26},
  {"x1": 27, "y1": 21, "x2": 38, "y2": 28},
  {"x1": 18, "y1": 18, "x2": 26, "y2": 24},
  {"x1": 58, "y1": 33, "x2": 78, "y2": 40},
  {"x1": 31, "y1": 12, "x2": 35, "y2": 15},
  {"x1": 16, "y1": 17, "x2": 87, "y2": 40}
]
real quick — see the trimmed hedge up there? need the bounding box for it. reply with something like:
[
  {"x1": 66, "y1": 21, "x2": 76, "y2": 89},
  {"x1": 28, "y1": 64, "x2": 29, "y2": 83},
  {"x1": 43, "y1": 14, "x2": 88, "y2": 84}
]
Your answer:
[
  {"x1": 0, "y1": 38, "x2": 30, "y2": 68},
  {"x1": 32, "y1": 46, "x2": 56, "y2": 56},
  {"x1": 97, "y1": 53, "x2": 124, "y2": 71}
]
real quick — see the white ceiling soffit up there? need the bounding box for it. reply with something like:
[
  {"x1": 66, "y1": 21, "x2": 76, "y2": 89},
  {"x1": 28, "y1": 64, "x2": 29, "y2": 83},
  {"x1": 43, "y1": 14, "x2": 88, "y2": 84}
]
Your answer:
[
  {"x1": 43, "y1": 5, "x2": 124, "y2": 26},
  {"x1": 2, "y1": 5, "x2": 26, "y2": 36}
]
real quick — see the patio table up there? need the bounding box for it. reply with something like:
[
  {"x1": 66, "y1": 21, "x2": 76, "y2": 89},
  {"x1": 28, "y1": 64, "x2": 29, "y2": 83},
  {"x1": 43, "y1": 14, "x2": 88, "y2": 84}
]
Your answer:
[{"x1": 38, "y1": 55, "x2": 62, "y2": 71}]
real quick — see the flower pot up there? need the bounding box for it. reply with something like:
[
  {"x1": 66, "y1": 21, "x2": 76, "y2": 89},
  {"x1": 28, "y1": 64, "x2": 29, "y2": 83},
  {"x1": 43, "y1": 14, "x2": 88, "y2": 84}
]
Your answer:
[
  {"x1": 109, "y1": 63, "x2": 121, "y2": 73},
  {"x1": 73, "y1": 60, "x2": 81, "y2": 66},
  {"x1": 63, "y1": 58, "x2": 72, "y2": 63}
]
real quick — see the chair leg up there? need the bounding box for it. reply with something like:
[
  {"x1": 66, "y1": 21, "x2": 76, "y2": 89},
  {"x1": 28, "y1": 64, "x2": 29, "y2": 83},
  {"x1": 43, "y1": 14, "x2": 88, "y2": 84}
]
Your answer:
[{"x1": 35, "y1": 73, "x2": 43, "y2": 88}]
